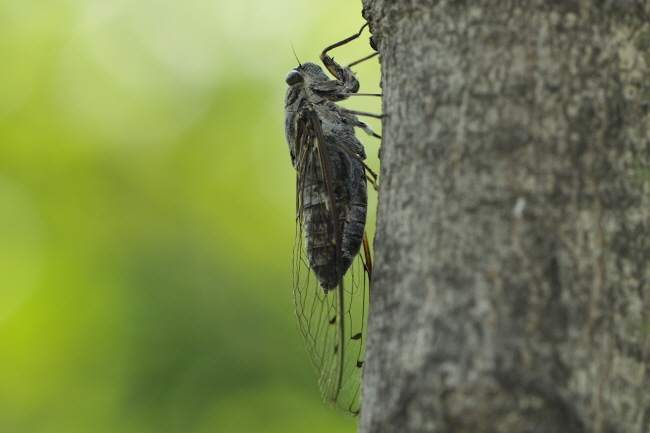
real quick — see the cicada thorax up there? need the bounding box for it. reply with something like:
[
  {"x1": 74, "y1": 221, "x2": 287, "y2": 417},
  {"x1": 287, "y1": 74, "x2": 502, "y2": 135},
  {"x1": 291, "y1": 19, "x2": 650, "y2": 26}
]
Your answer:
[{"x1": 300, "y1": 138, "x2": 368, "y2": 292}]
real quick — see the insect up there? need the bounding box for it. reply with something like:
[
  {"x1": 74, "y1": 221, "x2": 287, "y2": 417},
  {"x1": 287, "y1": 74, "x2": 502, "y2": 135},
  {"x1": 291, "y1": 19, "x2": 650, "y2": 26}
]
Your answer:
[{"x1": 284, "y1": 23, "x2": 380, "y2": 417}]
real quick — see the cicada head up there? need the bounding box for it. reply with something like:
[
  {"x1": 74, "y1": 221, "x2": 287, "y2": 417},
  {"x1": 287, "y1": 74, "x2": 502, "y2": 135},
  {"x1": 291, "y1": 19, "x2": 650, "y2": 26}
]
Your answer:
[{"x1": 286, "y1": 62, "x2": 330, "y2": 88}]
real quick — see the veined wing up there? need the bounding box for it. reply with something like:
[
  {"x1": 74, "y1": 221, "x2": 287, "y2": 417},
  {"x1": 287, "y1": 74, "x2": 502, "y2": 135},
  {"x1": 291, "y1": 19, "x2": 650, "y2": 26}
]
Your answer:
[{"x1": 292, "y1": 105, "x2": 370, "y2": 417}]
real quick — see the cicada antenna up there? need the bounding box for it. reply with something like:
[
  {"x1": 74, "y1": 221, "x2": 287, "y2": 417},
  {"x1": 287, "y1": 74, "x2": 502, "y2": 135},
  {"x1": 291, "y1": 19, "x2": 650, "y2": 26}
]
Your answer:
[{"x1": 290, "y1": 42, "x2": 302, "y2": 66}]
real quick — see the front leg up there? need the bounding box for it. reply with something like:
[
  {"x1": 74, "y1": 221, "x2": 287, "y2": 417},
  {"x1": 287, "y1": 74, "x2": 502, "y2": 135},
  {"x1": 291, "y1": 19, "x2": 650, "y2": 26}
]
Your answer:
[{"x1": 319, "y1": 23, "x2": 373, "y2": 95}]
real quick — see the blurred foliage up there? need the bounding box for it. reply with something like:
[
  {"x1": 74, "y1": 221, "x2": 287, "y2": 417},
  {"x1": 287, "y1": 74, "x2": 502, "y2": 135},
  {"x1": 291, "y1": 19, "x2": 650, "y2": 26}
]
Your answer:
[{"x1": 0, "y1": 0, "x2": 381, "y2": 432}]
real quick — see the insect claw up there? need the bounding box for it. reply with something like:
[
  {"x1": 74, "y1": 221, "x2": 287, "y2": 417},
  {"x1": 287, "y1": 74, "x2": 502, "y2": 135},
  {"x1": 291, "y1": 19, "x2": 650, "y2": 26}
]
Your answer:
[{"x1": 366, "y1": 175, "x2": 379, "y2": 191}]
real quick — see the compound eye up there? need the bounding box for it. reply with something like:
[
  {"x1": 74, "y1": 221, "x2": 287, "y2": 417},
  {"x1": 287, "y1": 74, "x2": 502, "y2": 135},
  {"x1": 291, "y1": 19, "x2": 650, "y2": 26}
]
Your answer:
[{"x1": 285, "y1": 70, "x2": 304, "y2": 86}]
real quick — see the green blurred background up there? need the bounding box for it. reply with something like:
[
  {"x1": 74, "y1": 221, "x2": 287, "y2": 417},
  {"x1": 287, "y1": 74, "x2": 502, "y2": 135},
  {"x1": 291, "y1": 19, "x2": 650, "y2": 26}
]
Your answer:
[{"x1": 0, "y1": 1, "x2": 381, "y2": 432}]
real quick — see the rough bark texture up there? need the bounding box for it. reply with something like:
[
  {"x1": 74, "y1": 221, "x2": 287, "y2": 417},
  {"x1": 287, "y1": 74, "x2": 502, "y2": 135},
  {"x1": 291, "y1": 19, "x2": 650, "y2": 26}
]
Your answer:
[{"x1": 360, "y1": 1, "x2": 650, "y2": 432}]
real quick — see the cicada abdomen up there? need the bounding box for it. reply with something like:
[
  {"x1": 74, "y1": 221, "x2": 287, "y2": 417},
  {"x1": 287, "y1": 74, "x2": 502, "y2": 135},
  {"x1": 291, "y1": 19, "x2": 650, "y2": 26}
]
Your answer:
[{"x1": 298, "y1": 111, "x2": 368, "y2": 293}]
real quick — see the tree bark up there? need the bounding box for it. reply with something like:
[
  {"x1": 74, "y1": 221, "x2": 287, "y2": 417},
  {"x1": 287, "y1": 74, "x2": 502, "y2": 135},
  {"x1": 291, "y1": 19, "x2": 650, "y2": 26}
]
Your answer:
[{"x1": 360, "y1": 2, "x2": 650, "y2": 432}]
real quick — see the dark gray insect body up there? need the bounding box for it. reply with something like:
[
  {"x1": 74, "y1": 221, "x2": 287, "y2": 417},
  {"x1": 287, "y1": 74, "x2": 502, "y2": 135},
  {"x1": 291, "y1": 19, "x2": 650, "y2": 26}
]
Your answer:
[
  {"x1": 284, "y1": 24, "x2": 379, "y2": 417},
  {"x1": 286, "y1": 67, "x2": 368, "y2": 291}
]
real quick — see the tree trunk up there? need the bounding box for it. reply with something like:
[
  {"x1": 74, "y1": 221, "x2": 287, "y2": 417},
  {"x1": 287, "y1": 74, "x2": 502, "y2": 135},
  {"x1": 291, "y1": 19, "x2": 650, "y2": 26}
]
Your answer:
[{"x1": 360, "y1": 2, "x2": 650, "y2": 432}]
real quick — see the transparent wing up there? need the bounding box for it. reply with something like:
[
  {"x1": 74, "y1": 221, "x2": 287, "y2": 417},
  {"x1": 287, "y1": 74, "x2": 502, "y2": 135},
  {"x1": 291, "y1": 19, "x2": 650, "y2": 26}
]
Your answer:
[{"x1": 292, "y1": 106, "x2": 371, "y2": 417}]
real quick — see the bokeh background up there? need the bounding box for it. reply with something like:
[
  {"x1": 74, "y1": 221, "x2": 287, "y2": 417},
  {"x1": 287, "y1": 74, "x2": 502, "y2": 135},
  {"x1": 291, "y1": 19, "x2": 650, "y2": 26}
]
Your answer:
[{"x1": 0, "y1": 1, "x2": 381, "y2": 432}]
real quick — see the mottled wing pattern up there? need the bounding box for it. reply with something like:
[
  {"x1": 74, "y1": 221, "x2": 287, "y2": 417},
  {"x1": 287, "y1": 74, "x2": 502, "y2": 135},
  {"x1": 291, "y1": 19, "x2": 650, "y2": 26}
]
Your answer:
[{"x1": 292, "y1": 106, "x2": 370, "y2": 417}]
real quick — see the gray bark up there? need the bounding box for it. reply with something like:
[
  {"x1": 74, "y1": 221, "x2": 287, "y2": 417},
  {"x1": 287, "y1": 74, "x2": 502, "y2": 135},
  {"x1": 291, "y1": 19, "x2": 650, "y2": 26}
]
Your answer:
[{"x1": 360, "y1": 1, "x2": 650, "y2": 432}]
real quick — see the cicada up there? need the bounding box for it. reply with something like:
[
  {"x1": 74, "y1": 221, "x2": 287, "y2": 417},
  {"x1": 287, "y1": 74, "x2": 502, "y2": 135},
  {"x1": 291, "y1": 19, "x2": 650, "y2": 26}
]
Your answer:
[{"x1": 284, "y1": 23, "x2": 380, "y2": 417}]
